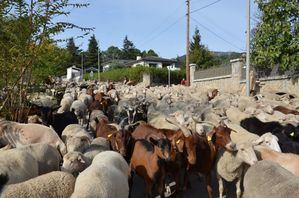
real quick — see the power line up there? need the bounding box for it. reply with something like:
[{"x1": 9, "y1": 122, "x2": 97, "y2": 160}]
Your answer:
[
  {"x1": 138, "y1": 15, "x2": 185, "y2": 47},
  {"x1": 136, "y1": 2, "x2": 185, "y2": 46},
  {"x1": 190, "y1": 0, "x2": 224, "y2": 14},
  {"x1": 193, "y1": 12, "x2": 244, "y2": 44},
  {"x1": 191, "y1": 17, "x2": 245, "y2": 51}
]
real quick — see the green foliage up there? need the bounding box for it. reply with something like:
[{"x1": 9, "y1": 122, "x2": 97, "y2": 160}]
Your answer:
[
  {"x1": 122, "y1": 35, "x2": 141, "y2": 60},
  {"x1": 0, "y1": 0, "x2": 92, "y2": 119},
  {"x1": 102, "y1": 46, "x2": 122, "y2": 62},
  {"x1": 85, "y1": 66, "x2": 185, "y2": 85},
  {"x1": 66, "y1": 37, "x2": 81, "y2": 67},
  {"x1": 85, "y1": 34, "x2": 99, "y2": 68},
  {"x1": 252, "y1": 0, "x2": 299, "y2": 71},
  {"x1": 190, "y1": 27, "x2": 219, "y2": 69},
  {"x1": 142, "y1": 49, "x2": 159, "y2": 57}
]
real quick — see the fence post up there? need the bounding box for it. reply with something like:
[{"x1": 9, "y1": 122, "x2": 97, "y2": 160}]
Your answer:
[
  {"x1": 143, "y1": 73, "x2": 151, "y2": 87},
  {"x1": 190, "y1": 64, "x2": 196, "y2": 86},
  {"x1": 230, "y1": 58, "x2": 245, "y2": 93}
]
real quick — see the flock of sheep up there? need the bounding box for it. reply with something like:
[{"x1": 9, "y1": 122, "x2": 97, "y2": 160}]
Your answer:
[{"x1": 0, "y1": 79, "x2": 299, "y2": 198}]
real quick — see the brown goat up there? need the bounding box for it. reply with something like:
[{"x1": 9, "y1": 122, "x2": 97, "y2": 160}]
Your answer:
[
  {"x1": 95, "y1": 119, "x2": 126, "y2": 156},
  {"x1": 188, "y1": 122, "x2": 236, "y2": 198},
  {"x1": 273, "y1": 105, "x2": 299, "y2": 115},
  {"x1": 129, "y1": 138, "x2": 172, "y2": 198}
]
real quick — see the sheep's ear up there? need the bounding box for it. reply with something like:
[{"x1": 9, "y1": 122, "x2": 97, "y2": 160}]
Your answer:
[{"x1": 78, "y1": 155, "x2": 85, "y2": 164}]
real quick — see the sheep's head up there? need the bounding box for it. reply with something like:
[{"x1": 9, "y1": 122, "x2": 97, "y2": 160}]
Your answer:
[
  {"x1": 66, "y1": 136, "x2": 91, "y2": 153},
  {"x1": 61, "y1": 151, "x2": 89, "y2": 175}
]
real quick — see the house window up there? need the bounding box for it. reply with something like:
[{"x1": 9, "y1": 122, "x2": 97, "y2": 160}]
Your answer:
[{"x1": 149, "y1": 63, "x2": 157, "y2": 67}]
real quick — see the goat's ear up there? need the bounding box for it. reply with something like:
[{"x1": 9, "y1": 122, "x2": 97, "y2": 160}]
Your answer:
[
  {"x1": 94, "y1": 117, "x2": 99, "y2": 124},
  {"x1": 149, "y1": 137, "x2": 158, "y2": 145},
  {"x1": 78, "y1": 155, "x2": 86, "y2": 164},
  {"x1": 252, "y1": 138, "x2": 263, "y2": 146}
]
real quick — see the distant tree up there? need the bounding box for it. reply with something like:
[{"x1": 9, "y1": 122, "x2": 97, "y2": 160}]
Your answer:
[
  {"x1": 66, "y1": 38, "x2": 81, "y2": 67},
  {"x1": 142, "y1": 49, "x2": 158, "y2": 57},
  {"x1": 189, "y1": 27, "x2": 218, "y2": 69},
  {"x1": 85, "y1": 34, "x2": 99, "y2": 68},
  {"x1": 252, "y1": 0, "x2": 299, "y2": 71},
  {"x1": 122, "y1": 35, "x2": 141, "y2": 59},
  {"x1": 103, "y1": 46, "x2": 122, "y2": 61}
]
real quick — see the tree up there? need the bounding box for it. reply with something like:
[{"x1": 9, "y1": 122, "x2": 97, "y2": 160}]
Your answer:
[
  {"x1": 0, "y1": 0, "x2": 92, "y2": 120},
  {"x1": 122, "y1": 35, "x2": 141, "y2": 59},
  {"x1": 189, "y1": 27, "x2": 218, "y2": 69},
  {"x1": 142, "y1": 49, "x2": 158, "y2": 57},
  {"x1": 252, "y1": 0, "x2": 299, "y2": 71},
  {"x1": 85, "y1": 34, "x2": 99, "y2": 68},
  {"x1": 103, "y1": 46, "x2": 122, "y2": 62},
  {"x1": 66, "y1": 38, "x2": 81, "y2": 67}
]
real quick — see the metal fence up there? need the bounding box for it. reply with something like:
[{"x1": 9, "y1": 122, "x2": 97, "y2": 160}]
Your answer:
[
  {"x1": 241, "y1": 66, "x2": 299, "y2": 80},
  {"x1": 194, "y1": 64, "x2": 232, "y2": 80}
]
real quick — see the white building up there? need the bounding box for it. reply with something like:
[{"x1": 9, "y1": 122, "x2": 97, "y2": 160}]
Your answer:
[
  {"x1": 66, "y1": 66, "x2": 82, "y2": 81},
  {"x1": 130, "y1": 56, "x2": 179, "y2": 70}
]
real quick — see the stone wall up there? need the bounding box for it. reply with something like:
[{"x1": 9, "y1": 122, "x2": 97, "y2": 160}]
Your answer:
[{"x1": 191, "y1": 59, "x2": 299, "y2": 95}]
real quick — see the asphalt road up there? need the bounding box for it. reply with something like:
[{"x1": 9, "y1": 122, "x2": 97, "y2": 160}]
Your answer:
[{"x1": 130, "y1": 169, "x2": 238, "y2": 198}]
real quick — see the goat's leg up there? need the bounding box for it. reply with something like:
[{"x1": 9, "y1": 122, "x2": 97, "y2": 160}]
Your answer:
[
  {"x1": 145, "y1": 180, "x2": 152, "y2": 198},
  {"x1": 236, "y1": 177, "x2": 242, "y2": 198},
  {"x1": 206, "y1": 173, "x2": 213, "y2": 198},
  {"x1": 217, "y1": 174, "x2": 224, "y2": 198}
]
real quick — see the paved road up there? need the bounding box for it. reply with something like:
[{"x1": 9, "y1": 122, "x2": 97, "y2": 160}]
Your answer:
[{"x1": 131, "y1": 169, "x2": 238, "y2": 198}]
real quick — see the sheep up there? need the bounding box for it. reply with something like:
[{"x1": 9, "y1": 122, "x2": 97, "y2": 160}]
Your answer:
[
  {"x1": 1, "y1": 171, "x2": 76, "y2": 198},
  {"x1": 70, "y1": 100, "x2": 88, "y2": 125},
  {"x1": 253, "y1": 145, "x2": 299, "y2": 176},
  {"x1": 226, "y1": 107, "x2": 251, "y2": 124},
  {"x1": 78, "y1": 93, "x2": 93, "y2": 108},
  {"x1": 61, "y1": 124, "x2": 92, "y2": 152},
  {"x1": 71, "y1": 151, "x2": 129, "y2": 198},
  {"x1": 215, "y1": 122, "x2": 282, "y2": 198},
  {"x1": 0, "y1": 121, "x2": 67, "y2": 156},
  {"x1": 88, "y1": 110, "x2": 108, "y2": 134},
  {"x1": 216, "y1": 143, "x2": 258, "y2": 198},
  {"x1": 27, "y1": 115, "x2": 43, "y2": 124},
  {"x1": 57, "y1": 95, "x2": 73, "y2": 113},
  {"x1": 16, "y1": 143, "x2": 61, "y2": 175},
  {"x1": 243, "y1": 160, "x2": 299, "y2": 198},
  {"x1": 0, "y1": 149, "x2": 38, "y2": 184},
  {"x1": 83, "y1": 137, "x2": 110, "y2": 161},
  {"x1": 61, "y1": 151, "x2": 91, "y2": 176}
]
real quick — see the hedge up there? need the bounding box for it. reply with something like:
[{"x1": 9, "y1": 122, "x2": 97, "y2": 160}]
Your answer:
[{"x1": 84, "y1": 66, "x2": 186, "y2": 85}]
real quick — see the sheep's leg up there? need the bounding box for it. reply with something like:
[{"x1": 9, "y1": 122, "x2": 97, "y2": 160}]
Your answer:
[
  {"x1": 205, "y1": 173, "x2": 213, "y2": 198},
  {"x1": 217, "y1": 174, "x2": 224, "y2": 198},
  {"x1": 236, "y1": 177, "x2": 242, "y2": 198}
]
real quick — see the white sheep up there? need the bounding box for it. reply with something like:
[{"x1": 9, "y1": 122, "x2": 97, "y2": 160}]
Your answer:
[
  {"x1": 0, "y1": 149, "x2": 38, "y2": 184},
  {"x1": 243, "y1": 160, "x2": 299, "y2": 198},
  {"x1": 1, "y1": 171, "x2": 76, "y2": 198},
  {"x1": 57, "y1": 95, "x2": 74, "y2": 113},
  {"x1": 61, "y1": 124, "x2": 92, "y2": 152},
  {"x1": 0, "y1": 121, "x2": 67, "y2": 156},
  {"x1": 71, "y1": 151, "x2": 129, "y2": 198},
  {"x1": 61, "y1": 151, "x2": 91, "y2": 176},
  {"x1": 216, "y1": 122, "x2": 282, "y2": 198},
  {"x1": 70, "y1": 100, "x2": 88, "y2": 125},
  {"x1": 253, "y1": 145, "x2": 299, "y2": 176},
  {"x1": 216, "y1": 143, "x2": 257, "y2": 198},
  {"x1": 16, "y1": 143, "x2": 61, "y2": 175}
]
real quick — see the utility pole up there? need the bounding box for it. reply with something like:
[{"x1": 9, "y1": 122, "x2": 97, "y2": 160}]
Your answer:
[
  {"x1": 246, "y1": 0, "x2": 251, "y2": 96},
  {"x1": 97, "y1": 42, "x2": 100, "y2": 81},
  {"x1": 186, "y1": 0, "x2": 190, "y2": 86},
  {"x1": 81, "y1": 53, "x2": 84, "y2": 80}
]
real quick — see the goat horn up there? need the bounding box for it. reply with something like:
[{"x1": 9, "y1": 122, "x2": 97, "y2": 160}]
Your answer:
[
  {"x1": 192, "y1": 117, "x2": 217, "y2": 127},
  {"x1": 165, "y1": 117, "x2": 191, "y2": 137},
  {"x1": 127, "y1": 120, "x2": 146, "y2": 126},
  {"x1": 107, "y1": 123, "x2": 121, "y2": 131}
]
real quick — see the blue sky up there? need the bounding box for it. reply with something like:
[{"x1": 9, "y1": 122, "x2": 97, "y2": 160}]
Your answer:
[{"x1": 56, "y1": 0, "x2": 258, "y2": 59}]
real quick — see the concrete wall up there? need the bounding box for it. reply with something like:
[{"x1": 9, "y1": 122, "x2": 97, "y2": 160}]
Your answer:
[{"x1": 191, "y1": 59, "x2": 299, "y2": 95}]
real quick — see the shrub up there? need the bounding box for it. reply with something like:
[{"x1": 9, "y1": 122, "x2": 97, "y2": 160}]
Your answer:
[{"x1": 85, "y1": 66, "x2": 185, "y2": 85}]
